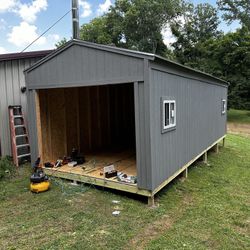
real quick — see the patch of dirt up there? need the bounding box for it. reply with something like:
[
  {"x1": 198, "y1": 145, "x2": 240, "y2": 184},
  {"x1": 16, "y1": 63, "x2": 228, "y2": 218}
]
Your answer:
[
  {"x1": 127, "y1": 195, "x2": 194, "y2": 250},
  {"x1": 227, "y1": 123, "x2": 250, "y2": 136}
]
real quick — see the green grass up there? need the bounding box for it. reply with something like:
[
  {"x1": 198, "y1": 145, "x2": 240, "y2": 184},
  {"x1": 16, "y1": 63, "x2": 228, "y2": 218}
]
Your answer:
[
  {"x1": 227, "y1": 109, "x2": 250, "y2": 124},
  {"x1": 0, "y1": 134, "x2": 250, "y2": 250},
  {"x1": 0, "y1": 156, "x2": 16, "y2": 180}
]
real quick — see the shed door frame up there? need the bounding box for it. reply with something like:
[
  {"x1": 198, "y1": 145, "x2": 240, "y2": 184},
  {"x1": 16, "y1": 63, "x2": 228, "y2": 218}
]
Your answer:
[{"x1": 134, "y1": 81, "x2": 152, "y2": 190}]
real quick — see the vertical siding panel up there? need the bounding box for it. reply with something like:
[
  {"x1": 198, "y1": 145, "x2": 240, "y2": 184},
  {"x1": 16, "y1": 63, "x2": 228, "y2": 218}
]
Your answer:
[
  {"x1": 0, "y1": 56, "x2": 45, "y2": 156},
  {"x1": 150, "y1": 68, "x2": 227, "y2": 190},
  {"x1": 0, "y1": 61, "x2": 10, "y2": 155},
  {"x1": 12, "y1": 60, "x2": 20, "y2": 104},
  {"x1": 19, "y1": 60, "x2": 27, "y2": 114},
  {"x1": 5, "y1": 61, "x2": 14, "y2": 105}
]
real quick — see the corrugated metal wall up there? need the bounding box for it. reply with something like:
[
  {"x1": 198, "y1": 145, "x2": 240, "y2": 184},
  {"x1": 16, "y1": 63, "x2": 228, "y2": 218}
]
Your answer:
[
  {"x1": 149, "y1": 67, "x2": 227, "y2": 190},
  {"x1": 0, "y1": 57, "x2": 41, "y2": 156}
]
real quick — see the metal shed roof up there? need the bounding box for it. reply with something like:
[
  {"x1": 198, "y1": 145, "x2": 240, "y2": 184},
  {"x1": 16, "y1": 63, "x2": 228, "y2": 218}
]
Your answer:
[
  {"x1": 0, "y1": 50, "x2": 53, "y2": 62},
  {"x1": 25, "y1": 39, "x2": 228, "y2": 86}
]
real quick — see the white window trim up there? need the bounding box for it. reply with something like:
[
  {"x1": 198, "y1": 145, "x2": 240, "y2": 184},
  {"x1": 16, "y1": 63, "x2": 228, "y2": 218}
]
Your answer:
[
  {"x1": 163, "y1": 100, "x2": 176, "y2": 130},
  {"x1": 222, "y1": 99, "x2": 226, "y2": 114}
]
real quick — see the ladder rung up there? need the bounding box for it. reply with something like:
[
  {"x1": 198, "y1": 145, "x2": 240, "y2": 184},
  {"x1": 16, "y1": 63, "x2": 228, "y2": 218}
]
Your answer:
[
  {"x1": 15, "y1": 134, "x2": 28, "y2": 138},
  {"x1": 14, "y1": 125, "x2": 25, "y2": 128},
  {"x1": 16, "y1": 144, "x2": 30, "y2": 148},
  {"x1": 17, "y1": 153, "x2": 31, "y2": 158},
  {"x1": 14, "y1": 115, "x2": 23, "y2": 118}
]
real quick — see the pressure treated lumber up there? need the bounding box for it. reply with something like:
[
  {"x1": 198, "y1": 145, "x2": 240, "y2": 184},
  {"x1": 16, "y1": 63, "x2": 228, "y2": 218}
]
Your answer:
[{"x1": 203, "y1": 151, "x2": 208, "y2": 164}]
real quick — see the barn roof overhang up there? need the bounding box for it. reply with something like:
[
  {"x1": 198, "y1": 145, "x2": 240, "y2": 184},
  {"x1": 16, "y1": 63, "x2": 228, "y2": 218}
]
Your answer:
[{"x1": 0, "y1": 50, "x2": 53, "y2": 62}]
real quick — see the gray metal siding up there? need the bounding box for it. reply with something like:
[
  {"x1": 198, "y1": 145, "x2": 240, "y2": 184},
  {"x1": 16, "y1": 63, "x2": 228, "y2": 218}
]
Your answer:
[
  {"x1": 26, "y1": 45, "x2": 144, "y2": 89},
  {"x1": 0, "y1": 58, "x2": 40, "y2": 156},
  {"x1": 149, "y1": 68, "x2": 227, "y2": 190}
]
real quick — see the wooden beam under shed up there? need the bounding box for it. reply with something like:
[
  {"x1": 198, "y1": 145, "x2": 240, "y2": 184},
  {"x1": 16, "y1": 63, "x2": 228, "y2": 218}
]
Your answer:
[{"x1": 203, "y1": 151, "x2": 208, "y2": 164}]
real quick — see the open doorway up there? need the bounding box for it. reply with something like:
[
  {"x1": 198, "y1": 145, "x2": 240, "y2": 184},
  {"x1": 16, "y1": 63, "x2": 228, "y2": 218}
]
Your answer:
[{"x1": 36, "y1": 82, "x2": 137, "y2": 184}]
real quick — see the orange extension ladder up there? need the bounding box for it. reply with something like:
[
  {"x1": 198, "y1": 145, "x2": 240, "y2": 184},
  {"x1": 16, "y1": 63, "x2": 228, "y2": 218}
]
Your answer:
[{"x1": 8, "y1": 105, "x2": 31, "y2": 166}]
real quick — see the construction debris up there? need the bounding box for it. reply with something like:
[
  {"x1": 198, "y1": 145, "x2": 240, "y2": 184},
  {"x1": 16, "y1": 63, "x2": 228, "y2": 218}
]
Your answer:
[
  {"x1": 112, "y1": 211, "x2": 120, "y2": 216},
  {"x1": 117, "y1": 172, "x2": 137, "y2": 184},
  {"x1": 104, "y1": 165, "x2": 117, "y2": 178}
]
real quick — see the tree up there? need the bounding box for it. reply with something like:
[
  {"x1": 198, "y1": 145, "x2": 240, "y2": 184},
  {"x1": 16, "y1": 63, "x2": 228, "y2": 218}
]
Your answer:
[
  {"x1": 171, "y1": 2, "x2": 250, "y2": 109},
  {"x1": 171, "y1": 3, "x2": 221, "y2": 66},
  {"x1": 55, "y1": 38, "x2": 68, "y2": 48},
  {"x1": 80, "y1": 0, "x2": 184, "y2": 56},
  {"x1": 217, "y1": 0, "x2": 250, "y2": 30},
  {"x1": 188, "y1": 28, "x2": 250, "y2": 109},
  {"x1": 80, "y1": 17, "x2": 113, "y2": 45}
]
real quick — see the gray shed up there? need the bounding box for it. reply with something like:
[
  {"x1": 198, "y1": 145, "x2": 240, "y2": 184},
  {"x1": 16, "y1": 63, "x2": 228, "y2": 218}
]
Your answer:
[
  {"x1": 0, "y1": 50, "x2": 52, "y2": 156},
  {"x1": 25, "y1": 40, "x2": 227, "y2": 204}
]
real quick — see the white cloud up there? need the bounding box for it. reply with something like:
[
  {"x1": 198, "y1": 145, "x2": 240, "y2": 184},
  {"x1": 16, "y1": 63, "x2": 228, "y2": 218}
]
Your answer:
[
  {"x1": 0, "y1": 0, "x2": 17, "y2": 12},
  {"x1": 0, "y1": 46, "x2": 7, "y2": 54},
  {"x1": 97, "y1": 0, "x2": 112, "y2": 15},
  {"x1": 0, "y1": 18, "x2": 7, "y2": 30},
  {"x1": 7, "y1": 21, "x2": 46, "y2": 47},
  {"x1": 79, "y1": 1, "x2": 92, "y2": 18},
  {"x1": 48, "y1": 34, "x2": 60, "y2": 41},
  {"x1": 161, "y1": 16, "x2": 185, "y2": 47},
  {"x1": 0, "y1": 0, "x2": 47, "y2": 23},
  {"x1": 17, "y1": 0, "x2": 48, "y2": 23},
  {"x1": 161, "y1": 26, "x2": 176, "y2": 47}
]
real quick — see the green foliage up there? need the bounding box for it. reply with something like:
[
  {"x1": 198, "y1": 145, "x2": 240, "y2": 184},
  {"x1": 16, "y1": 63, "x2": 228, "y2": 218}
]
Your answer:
[
  {"x1": 217, "y1": 0, "x2": 250, "y2": 30},
  {"x1": 172, "y1": 2, "x2": 250, "y2": 110},
  {"x1": 190, "y1": 28, "x2": 250, "y2": 109},
  {"x1": 0, "y1": 156, "x2": 15, "y2": 180},
  {"x1": 171, "y1": 3, "x2": 221, "y2": 65},
  {"x1": 0, "y1": 135, "x2": 249, "y2": 249},
  {"x1": 227, "y1": 109, "x2": 250, "y2": 123},
  {"x1": 55, "y1": 37, "x2": 68, "y2": 48},
  {"x1": 80, "y1": 17, "x2": 113, "y2": 45},
  {"x1": 147, "y1": 135, "x2": 250, "y2": 249},
  {"x1": 80, "y1": 0, "x2": 183, "y2": 56}
]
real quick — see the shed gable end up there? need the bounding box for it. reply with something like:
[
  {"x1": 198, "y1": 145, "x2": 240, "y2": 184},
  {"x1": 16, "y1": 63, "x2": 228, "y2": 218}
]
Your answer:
[{"x1": 26, "y1": 44, "x2": 144, "y2": 89}]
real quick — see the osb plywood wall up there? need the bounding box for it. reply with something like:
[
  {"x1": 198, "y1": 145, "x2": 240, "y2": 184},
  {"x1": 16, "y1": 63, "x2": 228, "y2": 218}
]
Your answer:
[{"x1": 37, "y1": 83, "x2": 135, "y2": 162}]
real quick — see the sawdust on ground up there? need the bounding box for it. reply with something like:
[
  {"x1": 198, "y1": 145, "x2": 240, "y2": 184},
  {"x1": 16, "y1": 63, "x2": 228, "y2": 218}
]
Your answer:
[{"x1": 227, "y1": 123, "x2": 250, "y2": 137}]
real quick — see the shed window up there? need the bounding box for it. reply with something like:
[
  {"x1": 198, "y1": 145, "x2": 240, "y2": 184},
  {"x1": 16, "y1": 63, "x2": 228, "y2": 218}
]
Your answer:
[
  {"x1": 162, "y1": 99, "x2": 176, "y2": 131},
  {"x1": 222, "y1": 99, "x2": 226, "y2": 114}
]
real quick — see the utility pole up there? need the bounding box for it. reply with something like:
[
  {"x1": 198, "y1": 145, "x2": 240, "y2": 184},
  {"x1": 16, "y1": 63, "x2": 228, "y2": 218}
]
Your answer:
[{"x1": 72, "y1": 0, "x2": 79, "y2": 39}]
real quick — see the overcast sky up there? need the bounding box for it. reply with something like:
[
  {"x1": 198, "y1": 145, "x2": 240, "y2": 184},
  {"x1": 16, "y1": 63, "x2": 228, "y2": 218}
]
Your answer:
[{"x1": 0, "y1": 0, "x2": 239, "y2": 54}]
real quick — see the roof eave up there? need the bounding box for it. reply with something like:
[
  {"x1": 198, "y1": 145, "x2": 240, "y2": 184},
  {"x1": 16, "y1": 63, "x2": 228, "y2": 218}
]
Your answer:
[
  {"x1": 153, "y1": 55, "x2": 229, "y2": 86},
  {"x1": 0, "y1": 50, "x2": 53, "y2": 62}
]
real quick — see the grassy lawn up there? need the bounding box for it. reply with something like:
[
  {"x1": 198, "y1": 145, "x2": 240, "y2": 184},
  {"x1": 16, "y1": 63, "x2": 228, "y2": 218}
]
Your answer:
[
  {"x1": 227, "y1": 109, "x2": 250, "y2": 124},
  {"x1": 0, "y1": 134, "x2": 249, "y2": 250}
]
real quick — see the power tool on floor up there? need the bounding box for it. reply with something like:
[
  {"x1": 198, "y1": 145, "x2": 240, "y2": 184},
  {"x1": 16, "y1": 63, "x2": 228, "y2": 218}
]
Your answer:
[{"x1": 30, "y1": 157, "x2": 50, "y2": 193}]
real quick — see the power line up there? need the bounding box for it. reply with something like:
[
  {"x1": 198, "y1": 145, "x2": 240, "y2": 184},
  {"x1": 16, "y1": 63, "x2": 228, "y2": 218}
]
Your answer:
[{"x1": 20, "y1": 9, "x2": 72, "y2": 53}]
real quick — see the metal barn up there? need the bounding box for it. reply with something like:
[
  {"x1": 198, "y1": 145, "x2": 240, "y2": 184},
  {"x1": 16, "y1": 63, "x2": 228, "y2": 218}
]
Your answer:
[
  {"x1": 0, "y1": 50, "x2": 52, "y2": 156},
  {"x1": 25, "y1": 40, "x2": 228, "y2": 204}
]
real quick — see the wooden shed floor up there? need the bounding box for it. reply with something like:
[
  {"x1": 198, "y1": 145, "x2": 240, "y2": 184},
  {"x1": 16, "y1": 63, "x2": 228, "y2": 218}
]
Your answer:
[
  {"x1": 51, "y1": 150, "x2": 136, "y2": 181},
  {"x1": 43, "y1": 150, "x2": 152, "y2": 196}
]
